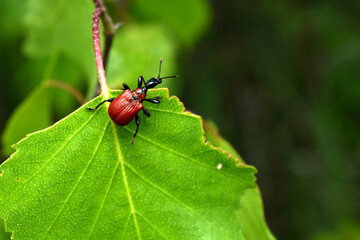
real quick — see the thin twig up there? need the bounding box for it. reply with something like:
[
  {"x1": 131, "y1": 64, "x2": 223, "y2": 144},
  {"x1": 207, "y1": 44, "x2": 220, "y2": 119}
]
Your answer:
[
  {"x1": 103, "y1": 33, "x2": 114, "y2": 70},
  {"x1": 46, "y1": 80, "x2": 86, "y2": 104},
  {"x1": 103, "y1": 22, "x2": 122, "y2": 69}
]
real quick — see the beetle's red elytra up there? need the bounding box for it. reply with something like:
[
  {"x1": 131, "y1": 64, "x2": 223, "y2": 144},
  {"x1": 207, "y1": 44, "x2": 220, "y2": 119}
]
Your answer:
[
  {"x1": 86, "y1": 58, "x2": 178, "y2": 145},
  {"x1": 108, "y1": 89, "x2": 143, "y2": 126}
]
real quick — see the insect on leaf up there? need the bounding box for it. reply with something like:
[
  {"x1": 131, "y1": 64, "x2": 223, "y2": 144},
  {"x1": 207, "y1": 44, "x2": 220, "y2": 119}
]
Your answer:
[{"x1": 0, "y1": 89, "x2": 256, "y2": 239}]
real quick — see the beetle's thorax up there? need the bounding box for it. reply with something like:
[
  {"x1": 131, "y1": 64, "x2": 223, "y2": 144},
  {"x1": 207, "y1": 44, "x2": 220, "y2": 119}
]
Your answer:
[{"x1": 132, "y1": 87, "x2": 147, "y2": 102}]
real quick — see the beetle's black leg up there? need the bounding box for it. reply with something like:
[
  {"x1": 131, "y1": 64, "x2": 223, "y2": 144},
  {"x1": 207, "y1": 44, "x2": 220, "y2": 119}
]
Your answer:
[
  {"x1": 131, "y1": 115, "x2": 140, "y2": 145},
  {"x1": 144, "y1": 98, "x2": 160, "y2": 104},
  {"x1": 142, "y1": 107, "x2": 150, "y2": 117},
  {"x1": 123, "y1": 83, "x2": 130, "y2": 90},
  {"x1": 86, "y1": 98, "x2": 115, "y2": 111},
  {"x1": 138, "y1": 76, "x2": 146, "y2": 88}
]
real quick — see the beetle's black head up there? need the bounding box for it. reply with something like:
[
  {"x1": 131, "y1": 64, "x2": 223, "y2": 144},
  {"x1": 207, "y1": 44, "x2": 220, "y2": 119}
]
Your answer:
[{"x1": 145, "y1": 58, "x2": 179, "y2": 90}]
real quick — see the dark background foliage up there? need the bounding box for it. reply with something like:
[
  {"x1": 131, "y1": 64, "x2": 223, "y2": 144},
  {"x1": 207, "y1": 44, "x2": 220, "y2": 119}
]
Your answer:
[
  {"x1": 1, "y1": 0, "x2": 359, "y2": 239},
  {"x1": 179, "y1": 1, "x2": 360, "y2": 239}
]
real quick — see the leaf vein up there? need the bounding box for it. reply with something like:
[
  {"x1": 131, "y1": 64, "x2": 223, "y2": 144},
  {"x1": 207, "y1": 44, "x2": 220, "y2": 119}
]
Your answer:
[
  {"x1": 88, "y1": 120, "x2": 121, "y2": 238},
  {"x1": 43, "y1": 120, "x2": 110, "y2": 237},
  {"x1": 111, "y1": 123, "x2": 142, "y2": 240},
  {"x1": 124, "y1": 162, "x2": 218, "y2": 235},
  {"x1": 123, "y1": 126, "x2": 246, "y2": 181},
  {"x1": 0, "y1": 110, "x2": 97, "y2": 206},
  {"x1": 124, "y1": 162, "x2": 198, "y2": 216},
  {"x1": 135, "y1": 211, "x2": 168, "y2": 239},
  {"x1": 144, "y1": 107, "x2": 191, "y2": 116},
  {"x1": 121, "y1": 212, "x2": 133, "y2": 239}
]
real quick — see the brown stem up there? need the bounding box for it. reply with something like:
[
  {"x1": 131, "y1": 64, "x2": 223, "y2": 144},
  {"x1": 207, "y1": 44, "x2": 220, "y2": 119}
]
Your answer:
[
  {"x1": 103, "y1": 33, "x2": 113, "y2": 70},
  {"x1": 46, "y1": 80, "x2": 86, "y2": 104},
  {"x1": 103, "y1": 22, "x2": 122, "y2": 70}
]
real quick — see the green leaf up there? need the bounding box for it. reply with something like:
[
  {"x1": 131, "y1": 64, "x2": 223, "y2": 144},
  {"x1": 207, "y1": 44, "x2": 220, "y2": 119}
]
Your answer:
[
  {"x1": 23, "y1": 0, "x2": 95, "y2": 81},
  {"x1": 0, "y1": 89, "x2": 256, "y2": 239},
  {"x1": 239, "y1": 188, "x2": 276, "y2": 240},
  {"x1": 204, "y1": 121, "x2": 246, "y2": 164},
  {"x1": 131, "y1": 0, "x2": 211, "y2": 46},
  {"x1": 0, "y1": 1, "x2": 25, "y2": 40},
  {"x1": 2, "y1": 52, "x2": 88, "y2": 157},
  {"x1": 47, "y1": 52, "x2": 87, "y2": 117},
  {"x1": 204, "y1": 121, "x2": 276, "y2": 240},
  {"x1": 2, "y1": 84, "x2": 52, "y2": 157}
]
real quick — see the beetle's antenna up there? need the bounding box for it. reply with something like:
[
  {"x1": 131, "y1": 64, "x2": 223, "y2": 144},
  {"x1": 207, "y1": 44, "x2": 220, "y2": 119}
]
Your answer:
[
  {"x1": 158, "y1": 58, "x2": 163, "y2": 79},
  {"x1": 159, "y1": 75, "x2": 179, "y2": 80}
]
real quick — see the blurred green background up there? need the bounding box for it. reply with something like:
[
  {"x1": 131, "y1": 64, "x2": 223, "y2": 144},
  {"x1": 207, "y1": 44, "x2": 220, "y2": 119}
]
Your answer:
[{"x1": 0, "y1": 0, "x2": 360, "y2": 239}]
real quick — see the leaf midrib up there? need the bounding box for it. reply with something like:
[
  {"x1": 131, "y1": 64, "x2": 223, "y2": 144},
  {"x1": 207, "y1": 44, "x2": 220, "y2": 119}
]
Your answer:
[{"x1": 111, "y1": 122, "x2": 142, "y2": 239}]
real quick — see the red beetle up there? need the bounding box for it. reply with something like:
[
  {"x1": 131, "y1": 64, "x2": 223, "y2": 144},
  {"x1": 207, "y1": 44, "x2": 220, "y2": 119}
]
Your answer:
[{"x1": 87, "y1": 58, "x2": 178, "y2": 145}]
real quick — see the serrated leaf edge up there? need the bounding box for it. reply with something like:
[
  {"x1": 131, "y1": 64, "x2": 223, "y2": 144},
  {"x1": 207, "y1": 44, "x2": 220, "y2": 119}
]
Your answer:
[{"x1": 1, "y1": 88, "x2": 256, "y2": 239}]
